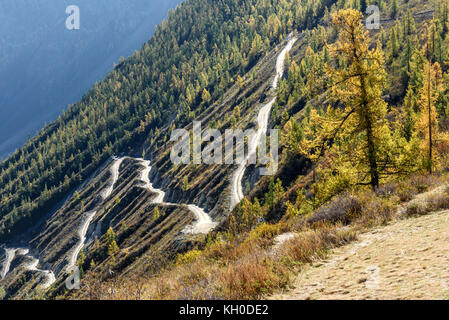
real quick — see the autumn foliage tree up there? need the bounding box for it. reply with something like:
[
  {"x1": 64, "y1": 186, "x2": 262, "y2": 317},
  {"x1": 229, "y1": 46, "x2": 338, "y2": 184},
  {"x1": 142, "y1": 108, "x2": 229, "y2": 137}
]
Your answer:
[
  {"x1": 296, "y1": 9, "x2": 410, "y2": 203},
  {"x1": 417, "y1": 59, "x2": 448, "y2": 173},
  {"x1": 106, "y1": 227, "x2": 119, "y2": 264},
  {"x1": 419, "y1": 61, "x2": 440, "y2": 173}
]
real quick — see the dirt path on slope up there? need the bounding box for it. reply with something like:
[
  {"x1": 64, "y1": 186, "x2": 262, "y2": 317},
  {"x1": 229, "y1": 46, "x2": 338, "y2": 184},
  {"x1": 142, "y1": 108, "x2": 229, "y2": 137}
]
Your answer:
[{"x1": 271, "y1": 210, "x2": 449, "y2": 300}]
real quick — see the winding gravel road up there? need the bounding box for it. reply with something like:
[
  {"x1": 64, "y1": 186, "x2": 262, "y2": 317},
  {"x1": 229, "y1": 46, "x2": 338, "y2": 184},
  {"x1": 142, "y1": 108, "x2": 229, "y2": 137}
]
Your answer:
[
  {"x1": 1, "y1": 34, "x2": 303, "y2": 292},
  {"x1": 22, "y1": 250, "x2": 56, "y2": 289},
  {"x1": 101, "y1": 157, "x2": 125, "y2": 199},
  {"x1": 230, "y1": 35, "x2": 298, "y2": 211},
  {"x1": 1, "y1": 248, "x2": 16, "y2": 279},
  {"x1": 138, "y1": 158, "x2": 217, "y2": 234},
  {"x1": 67, "y1": 157, "x2": 124, "y2": 272},
  {"x1": 1, "y1": 247, "x2": 55, "y2": 289},
  {"x1": 183, "y1": 205, "x2": 218, "y2": 234},
  {"x1": 139, "y1": 159, "x2": 166, "y2": 204},
  {"x1": 1, "y1": 157, "x2": 125, "y2": 287}
]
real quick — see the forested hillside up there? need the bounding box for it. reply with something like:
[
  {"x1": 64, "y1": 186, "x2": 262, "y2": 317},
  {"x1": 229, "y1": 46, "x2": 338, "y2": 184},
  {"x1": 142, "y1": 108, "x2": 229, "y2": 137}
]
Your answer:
[
  {"x1": 0, "y1": 0, "x2": 332, "y2": 242},
  {"x1": 275, "y1": 0, "x2": 449, "y2": 214},
  {"x1": 62, "y1": 0, "x2": 449, "y2": 299}
]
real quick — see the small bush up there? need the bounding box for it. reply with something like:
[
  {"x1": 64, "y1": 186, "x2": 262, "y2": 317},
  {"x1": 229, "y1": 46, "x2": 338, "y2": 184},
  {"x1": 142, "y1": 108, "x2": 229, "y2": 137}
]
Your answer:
[
  {"x1": 282, "y1": 225, "x2": 357, "y2": 265},
  {"x1": 427, "y1": 193, "x2": 449, "y2": 212},
  {"x1": 405, "y1": 203, "x2": 426, "y2": 217},
  {"x1": 220, "y1": 255, "x2": 289, "y2": 299},
  {"x1": 245, "y1": 223, "x2": 283, "y2": 243},
  {"x1": 405, "y1": 191, "x2": 449, "y2": 217},
  {"x1": 357, "y1": 195, "x2": 395, "y2": 227},
  {"x1": 396, "y1": 183, "x2": 418, "y2": 202},
  {"x1": 410, "y1": 175, "x2": 439, "y2": 192},
  {"x1": 307, "y1": 195, "x2": 362, "y2": 225},
  {"x1": 176, "y1": 249, "x2": 202, "y2": 265},
  {"x1": 375, "y1": 183, "x2": 397, "y2": 198}
]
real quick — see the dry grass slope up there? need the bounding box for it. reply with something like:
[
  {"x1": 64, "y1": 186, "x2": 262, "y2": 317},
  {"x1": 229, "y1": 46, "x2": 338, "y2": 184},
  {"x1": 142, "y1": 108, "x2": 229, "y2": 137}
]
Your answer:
[{"x1": 271, "y1": 209, "x2": 449, "y2": 300}]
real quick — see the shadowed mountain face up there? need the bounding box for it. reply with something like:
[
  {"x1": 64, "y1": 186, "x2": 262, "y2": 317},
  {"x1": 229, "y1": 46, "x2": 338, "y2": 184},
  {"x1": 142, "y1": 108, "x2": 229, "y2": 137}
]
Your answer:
[{"x1": 0, "y1": 0, "x2": 182, "y2": 160}]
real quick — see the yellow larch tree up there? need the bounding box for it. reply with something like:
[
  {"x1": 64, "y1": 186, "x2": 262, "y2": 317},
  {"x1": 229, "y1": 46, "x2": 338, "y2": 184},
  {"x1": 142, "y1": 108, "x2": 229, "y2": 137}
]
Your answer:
[
  {"x1": 417, "y1": 60, "x2": 444, "y2": 173},
  {"x1": 299, "y1": 9, "x2": 397, "y2": 200}
]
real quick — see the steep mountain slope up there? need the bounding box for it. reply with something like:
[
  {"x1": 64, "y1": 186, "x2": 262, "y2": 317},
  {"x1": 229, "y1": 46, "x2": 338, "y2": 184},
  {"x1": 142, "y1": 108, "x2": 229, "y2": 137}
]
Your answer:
[
  {"x1": 148, "y1": 34, "x2": 301, "y2": 218},
  {"x1": 64, "y1": 0, "x2": 449, "y2": 300},
  {"x1": 2, "y1": 0, "x2": 449, "y2": 301},
  {"x1": 0, "y1": 156, "x2": 197, "y2": 298},
  {"x1": 0, "y1": 32, "x2": 299, "y2": 299},
  {"x1": 0, "y1": 0, "x2": 331, "y2": 244},
  {"x1": 1, "y1": 0, "x2": 323, "y2": 297},
  {"x1": 0, "y1": 0, "x2": 183, "y2": 160}
]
